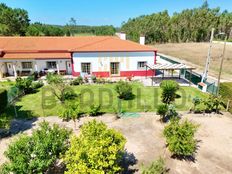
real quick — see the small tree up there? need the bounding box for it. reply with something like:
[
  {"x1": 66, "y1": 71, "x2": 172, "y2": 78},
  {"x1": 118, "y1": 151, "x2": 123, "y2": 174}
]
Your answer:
[
  {"x1": 160, "y1": 80, "x2": 179, "y2": 104},
  {"x1": 59, "y1": 101, "x2": 81, "y2": 129},
  {"x1": 47, "y1": 73, "x2": 77, "y2": 103},
  {"x1": 64, "y1": 120, "x2": 126, "y2": 174},
  {"x1": 163, "y1": 119, "x2": 198, "y2": 158},
  {"x1": 115, "y1": 80, "x2": 134, "y2": 100},
  {"x1": 142, "y1": 157, "x2": 167, "y2": 174},
  {"x1": 3, "y1": 121, "x2": 71, "y2": 174}
]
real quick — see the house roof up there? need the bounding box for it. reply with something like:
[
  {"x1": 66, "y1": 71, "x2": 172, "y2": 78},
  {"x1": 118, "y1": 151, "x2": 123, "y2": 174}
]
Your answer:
[{"x1": 0, "y1": 36, "x2": 156, "y2": 59}]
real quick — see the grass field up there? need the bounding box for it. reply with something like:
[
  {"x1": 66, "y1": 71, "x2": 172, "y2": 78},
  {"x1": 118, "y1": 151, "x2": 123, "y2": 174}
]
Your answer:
[
  {"x1": 153, "y1": 42, "x2": 232, "y2": 81},
  {"x1": 0, "y1": 81, "x2": 15, "y2": 90},
  {"x1": 6, "y1": 83, "x2": 207, "y2": 118}
]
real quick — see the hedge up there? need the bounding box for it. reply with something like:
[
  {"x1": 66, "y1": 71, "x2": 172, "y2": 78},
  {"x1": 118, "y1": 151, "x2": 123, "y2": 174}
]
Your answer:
[
  {"x1": 0, "y1": 89, "x2": 8, "y2": 113},
  {"x1": 219, "y1": 82, "x2": 232, "y2": 113}
]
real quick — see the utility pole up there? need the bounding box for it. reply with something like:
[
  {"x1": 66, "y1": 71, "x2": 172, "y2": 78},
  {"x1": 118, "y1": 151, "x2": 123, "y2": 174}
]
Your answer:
[
  {"x1": 216, "y1": 35, "x2": 227, "y2": 96},
  {"x1": 201, "y1": 28, "x2": 215, "y2": 83}
]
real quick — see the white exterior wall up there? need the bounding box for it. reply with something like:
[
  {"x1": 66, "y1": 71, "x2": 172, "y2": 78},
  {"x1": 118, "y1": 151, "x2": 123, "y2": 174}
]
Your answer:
[
  {"x1": 72, "y1": 52, "x2": 155, "y2": 73},
  {"x1": 0, "y1": 59, "x2": 69, "y2": 76}
]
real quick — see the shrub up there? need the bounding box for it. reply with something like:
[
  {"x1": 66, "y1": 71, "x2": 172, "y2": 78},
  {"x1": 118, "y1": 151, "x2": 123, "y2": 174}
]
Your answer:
[
  {"x1": 3, "y1": 121, "x2": 71, "y2": 174},
  {"x1": 0, "y1": 113, "x2": 11, "y2": 129},
  {"x1": 0, "y1": 89, "x2": 8, "y2": 113},
  {"x1": 142, "y1": 157, "x2": 167, "y2": 174},
  {"x1": 115, "y1": 80, "x2": 134, "y2": 100},
  {"x1": 91, "y1": 75, "x2": 97, "y2": 83},
  {"x1": 163, "y1": 119, "x2": 198, "y2": 158},
  {"x1": 192, "y1": 96, "x2": 201, "y2": 111},
  {"x1": 203, "y1": 95, "x2": 224, "y2": 113},
  {"x1": 89, "y1": 104, "x2": 101, "y2": 116},
  {"x1": 166, "y1": 104, "x2": 178, "y2": 119},
  {"x1": 31, "y1": 80, "x2": 44, "y2": 89},
  {"x1": 15, "y1": 77, "x2": 34, "y2": 94},
  {"x1": 47, "y1": 74, "x2": 77, "y2": 103},
  {"x1": 160, "y1": 80, "x2": 179, "y2": 104},
  {"x1": 46, "y1": 73, "x2": 63, "y2": 84},
  {"x1": 157, "y1": 104, "x2": 168, "y2": 122},
  {"x1": 59, "y1": 101, "x2": 81, "y2": 129},
  {"x1": 70, "y1": 76, "x2": 83, "y2": 86},
  {"x1": 64, "y1": 120, "x2": 126, "y2": 174}
]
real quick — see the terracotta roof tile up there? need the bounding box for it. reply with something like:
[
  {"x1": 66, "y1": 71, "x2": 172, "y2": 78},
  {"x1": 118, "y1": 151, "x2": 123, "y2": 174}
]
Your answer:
[{"x1": 0, "y1": 36, "x2": 156, "y2": 59}]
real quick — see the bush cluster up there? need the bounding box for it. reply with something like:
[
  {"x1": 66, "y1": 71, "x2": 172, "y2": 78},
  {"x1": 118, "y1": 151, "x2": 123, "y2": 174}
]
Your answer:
[
  {"x1": 160, "y1": 80, "x2": 179, "y2": 104},
  {"x1": 15, "y1": 77, "x2": 43, "y2": 94},
  {"x1": 64, "y1": 120, "x2": 126, "y2": 174},
  {"x1": 115, "y1": 80, "x2": 134, "y2": 100},
  {"x1": 142, "y1": 157, "x2": 167, "y2": 174},
  {"x1": 2, "y1": 121, "x2": 71, "y2": 174},
  {"x1": 164, "y1": 119, "x2": 198, "y2": 157},
  {"x1": 191, "y1": 95, "x2": 224, "y2": 113}
]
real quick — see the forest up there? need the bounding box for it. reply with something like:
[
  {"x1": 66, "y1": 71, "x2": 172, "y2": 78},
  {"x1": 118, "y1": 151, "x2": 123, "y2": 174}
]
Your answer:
[
  {"x1": 121, "y1": 2, "x2": 232, "y2": 43},
  {"x1": 0, "y1": 3, "x2": 116, "y2": 36}
]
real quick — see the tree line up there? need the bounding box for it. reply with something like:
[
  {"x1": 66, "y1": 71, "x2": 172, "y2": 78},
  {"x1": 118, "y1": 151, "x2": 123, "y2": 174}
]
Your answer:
[
  {"x1": 0, "y1": 3, "x2": 116, "y2": 36},
  {"x1": 121, "y1": 1, "x2": 232, "y2": 43}
]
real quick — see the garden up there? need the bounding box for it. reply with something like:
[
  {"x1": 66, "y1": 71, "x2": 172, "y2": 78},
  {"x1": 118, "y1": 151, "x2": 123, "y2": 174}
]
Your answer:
[{"x1": 0, "y1": 74, "x2": 231, "y2": 174}]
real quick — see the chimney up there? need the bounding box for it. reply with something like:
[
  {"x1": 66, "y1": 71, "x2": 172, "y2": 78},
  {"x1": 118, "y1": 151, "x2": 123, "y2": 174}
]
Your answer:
[
  {"x1": 140, "y1": 35, "x2": 145, "y2": 45},
  {"x1": 120, "y1": 32, "x2": 126, "y2": 40}
]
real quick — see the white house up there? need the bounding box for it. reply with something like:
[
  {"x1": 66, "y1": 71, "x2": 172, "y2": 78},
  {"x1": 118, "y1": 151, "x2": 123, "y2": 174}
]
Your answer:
[{"x1": 0, "y1": 36, "x2": 157, "y2": 78}]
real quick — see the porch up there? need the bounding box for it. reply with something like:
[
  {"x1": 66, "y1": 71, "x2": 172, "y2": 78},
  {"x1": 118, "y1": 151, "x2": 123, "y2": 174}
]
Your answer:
[{"x1": 0, "y1": 59, "x2": 72, "y2": 78}]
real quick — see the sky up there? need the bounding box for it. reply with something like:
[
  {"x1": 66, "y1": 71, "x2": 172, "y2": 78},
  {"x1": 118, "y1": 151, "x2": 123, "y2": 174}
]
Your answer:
[{"x1": 0, "y1": 0, "x2": 231, "y2": 27}]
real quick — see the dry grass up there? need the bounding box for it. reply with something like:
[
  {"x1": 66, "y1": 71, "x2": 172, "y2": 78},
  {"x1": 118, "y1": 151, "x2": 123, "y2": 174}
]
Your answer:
[{"x1": 153, "y1": 42, "x2": 232, "y2": 81}]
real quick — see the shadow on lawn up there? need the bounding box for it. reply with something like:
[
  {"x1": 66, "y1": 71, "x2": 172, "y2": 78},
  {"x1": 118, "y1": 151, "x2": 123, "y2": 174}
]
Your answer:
[{"x1": 1, "y1": 105, "x2": 38, "y2": 138}]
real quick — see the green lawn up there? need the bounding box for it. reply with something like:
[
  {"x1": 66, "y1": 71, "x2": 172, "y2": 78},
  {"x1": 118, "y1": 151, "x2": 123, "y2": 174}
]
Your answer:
[
  {"x1": 7, "y1": 83, "x2": 207, "y2": 117},
  {"x1": 0, "y1": 81, "x2": 15, "y2": 90}
]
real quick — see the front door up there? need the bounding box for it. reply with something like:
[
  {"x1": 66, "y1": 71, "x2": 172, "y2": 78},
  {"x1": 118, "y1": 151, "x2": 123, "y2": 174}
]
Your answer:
[
  {"x1": 66, "y1": 61, "x2": 72, "y2": 75},
  {"x1": 110, "y1": 62, "x2": 120, "y2": 76},
  {"x1": 6, "y1": 63, "x2": 14, "y2": 75}
]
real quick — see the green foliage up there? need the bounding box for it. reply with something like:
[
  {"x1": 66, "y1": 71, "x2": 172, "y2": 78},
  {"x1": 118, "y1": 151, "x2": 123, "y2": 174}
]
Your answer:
[
  {"x1": 15, "y1": 77, "x2": 43, "y2": 95},
  {"x1": 26, "y1": 22, "x2": 64, "y2": 36},
  {"x1": 0, "y1": 3, "x2": 30, "y2": 36},
  {"x1": 70, "y1": 76, "x2": 83, "y2": 85},
  {"x1": 32, "y1": 80, "x2": 44, "y2": 89},
  {"x1": 89, "y1": 104, "x2": 101, "y2": 116},
  {"x1": 64, "y1": 120, "x2": 126, "y2": 174},
  {"x1": 219, "y1": 82, "x2": 232, "y2": 113},
  {"x1": 47, "y1": 73, "x2": 77, "y2": 102},
  {"x1": 164, "y1": 119, "x2": 198, "y2": 157},
  {"x1": 0, "y1": 89, "x2": 8, "y2": 113},
  {"x1": 3, "y1": 121, "x2": 71, "y2": 174},
  {"x1": 59, "y1": 101, "x2": 81, "y2": 129},
  {"x1": 115, "y1": 81, "x2": 134, "y2": 100},
  {"x1": 46, "y1": 73, "x2": 63, "y2": 84},
  {"x1": 91, "y1": 75, "x2": 97, "y2": 83},
  {"x1": 15, "y1": 77, "x2": 34, "y2": 94},
  {"x1": 142, "y1": 157, "x2": 167, "y2": 174},
  {"x1": 160, "y1": 80, "x2": 179, "y2": 104},
  {"x1": 157, "y1": 104, "x2": 168, "y2": 121},
  {"x1": 0, "y1": 113, "x2": 11, "y2": 129},
  {"x1": 122, "y1": 2, "x2": 232, "y2": 43},
  {"x1": 192, "y1": 96, "x2": 202, "y2": 112},
  {"x1": 204, "y1": 95, "x2": 224, "y2": 113}
]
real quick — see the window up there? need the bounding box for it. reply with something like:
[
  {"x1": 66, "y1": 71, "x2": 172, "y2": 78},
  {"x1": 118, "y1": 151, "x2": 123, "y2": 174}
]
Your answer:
[
  {"x1": 22, "y1": 62, "x2": 32, "y2": 69},
  {"x1": 81, "y1": 63, "x2": 91, "y2": 74},
  {"x1": 110, "y1": 62, "x2": 120, "y2": 75},
  {"x1": 47, "y1": 61, "x2": 57, "y2": 69},
  {"x1": 137, "y1": 61, "x2": 147, "y2": 70}
]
